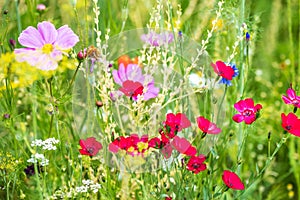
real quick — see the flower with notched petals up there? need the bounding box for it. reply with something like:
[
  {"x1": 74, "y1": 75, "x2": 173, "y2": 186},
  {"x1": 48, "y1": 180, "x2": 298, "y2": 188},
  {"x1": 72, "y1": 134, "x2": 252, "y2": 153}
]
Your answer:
[
  {"x1": 79, "y1": 137, "x2": 103, "y2": 156},
  {"x1": 186, "y1": 155, "x2": 207, "y2": 174},
  {"x1": 232, "y1": 98, "x2": 262, "y2": 125}
]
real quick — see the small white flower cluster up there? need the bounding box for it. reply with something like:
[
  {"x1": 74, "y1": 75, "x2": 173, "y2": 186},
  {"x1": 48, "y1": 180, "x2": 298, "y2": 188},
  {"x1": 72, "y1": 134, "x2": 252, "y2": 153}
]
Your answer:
[
  {"x1": 31, "y1": 138, "x2": 59, "y2": 150},
  {"x1": 75, "y1": 179, "x2": 101, "y2": 194},
  {"x1": 27, "y1": 153, "x2": 49, "y2": 166}
]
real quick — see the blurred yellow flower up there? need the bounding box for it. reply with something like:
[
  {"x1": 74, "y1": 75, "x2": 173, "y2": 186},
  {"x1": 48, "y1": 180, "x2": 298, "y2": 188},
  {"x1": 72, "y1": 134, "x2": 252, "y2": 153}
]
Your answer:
[{"x1": 0, "y1": 52, "x2": 78, "y2": 90}]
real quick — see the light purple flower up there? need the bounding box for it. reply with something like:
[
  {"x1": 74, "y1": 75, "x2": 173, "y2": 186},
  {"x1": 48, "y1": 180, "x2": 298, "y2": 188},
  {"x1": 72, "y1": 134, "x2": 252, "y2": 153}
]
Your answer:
[
  {"x1": 14, "y1": 21, "x2": 79, "y2": 70},
  {"x1": 36, "y1": 4, "x2": 46, "y2": 11},
  {"x1": 141, "y1": 31, "x2": 174, "y2": 46},
  {"x1": 112, "y1": 64, "x2": 159, "y2": 101}
]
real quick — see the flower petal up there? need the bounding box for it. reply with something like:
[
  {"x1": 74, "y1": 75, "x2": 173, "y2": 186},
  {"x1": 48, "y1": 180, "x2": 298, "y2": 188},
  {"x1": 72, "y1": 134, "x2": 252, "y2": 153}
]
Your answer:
[
  {"x1": 232, "y1": 114, "x2": 244, "y2": 123},
  {"x1": 55, "y1": 25, "x2": 79, "y2": 49},
  {"x1": 18, "y1": 26, "x2": 44, "y2": 48},
  {"x1": 37, "y1": 21, "x2": 58, "y2": 44}
]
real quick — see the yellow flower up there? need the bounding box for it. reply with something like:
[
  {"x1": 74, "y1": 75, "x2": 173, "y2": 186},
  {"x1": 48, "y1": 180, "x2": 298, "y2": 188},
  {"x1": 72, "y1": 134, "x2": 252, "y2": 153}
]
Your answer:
[{"x1": 0, "y1": 52, "x2": 78, "y2": 90}]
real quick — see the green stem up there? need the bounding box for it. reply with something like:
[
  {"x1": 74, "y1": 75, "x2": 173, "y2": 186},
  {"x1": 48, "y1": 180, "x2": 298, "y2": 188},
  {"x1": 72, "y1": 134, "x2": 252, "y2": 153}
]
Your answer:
[
  {"x1": 14, "y1": 0, "x2": 22, "y2": 33},
  {"x1": 236, "y1": 125, "x2": 249, "y2": 174},
  {"x1": 287, "y1": 0, "x2": 295, "y2": 83},
  {"x1": 238, "y1": 134, "x2": 290, "y2": 198},
  {"x1": 216, "y1": 85, "x2": 227, "y2": 124},
  {"x1": 60, "y1": 61, "x2": 82, "y2": 98}
]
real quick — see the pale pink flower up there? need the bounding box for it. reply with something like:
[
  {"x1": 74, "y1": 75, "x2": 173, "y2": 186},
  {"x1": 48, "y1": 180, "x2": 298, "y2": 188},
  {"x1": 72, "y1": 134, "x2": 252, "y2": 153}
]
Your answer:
[{"x1": 14, "y1": 21, "x2": 79, "y2": 70}]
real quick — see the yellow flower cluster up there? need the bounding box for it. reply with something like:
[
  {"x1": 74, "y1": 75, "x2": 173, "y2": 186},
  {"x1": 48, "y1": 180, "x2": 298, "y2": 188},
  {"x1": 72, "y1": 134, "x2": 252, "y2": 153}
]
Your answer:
[
  {"x1": 0, "y1": 151, "x2": 21, "y2": 172},
  {"x1": 0, "y1": 52, "x2": 78, "y2": 90}
]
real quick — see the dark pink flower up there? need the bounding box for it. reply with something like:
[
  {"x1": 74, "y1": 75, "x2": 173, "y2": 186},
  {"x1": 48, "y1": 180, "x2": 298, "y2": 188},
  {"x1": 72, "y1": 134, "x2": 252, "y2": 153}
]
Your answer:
[
  {"x1": 79, "y1": 137, "x2": 102, "y2": 156},
  {"x1": 281, "y1": 113, "x2": 300, "y2": 137},
  {"x1": 113, "y1": 64, "x2": 159, "y2": 101},
  {"x1": 232, "y1": 98, "x2": 262, "y2": 124},
  {"x1": 119, "y1": 80, "x2": 144, "y2": 100},
  {"x1": 282, "y1": 87, "x2": 300, "y2": 108},
  {"x1": 197, "y1": 116, "x2": 221, "y2": 134},
  {"x1": 186, "y1": 155, "x2": 206, "y2": 174},
  {"x1": 164, "y1": 113, "x2": 191, "y2": 138},
  {"x1": 222, "y1": 170, "x2": 245, "y2": 190},
  {"x1": 109, "y1": 134, "x2": 151, "y2": 156}
]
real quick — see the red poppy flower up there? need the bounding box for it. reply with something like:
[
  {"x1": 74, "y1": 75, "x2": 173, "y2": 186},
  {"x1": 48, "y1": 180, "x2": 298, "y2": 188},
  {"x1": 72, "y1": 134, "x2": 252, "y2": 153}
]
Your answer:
[
  {"x1": 282, "y1": 87, "x2": 300, "y2": 108},
  {"x1": 232, "y1": 98, "x2": 262, "y2": 124},
  {"x1": 186, "y1": 155, "x2": 207, "y2": 174},
  {"x1": 165, "y1": 196, "x2": 172, "y2": 200},
  {"x1": 79, "y1": 137, "x2": 103, "y2": 156},
  {"x1": 171, "y1": 136, "x2": 197, "y2": 156},
  {"x1": 281, "y1": 113, "x2": 300, "y2": 137},
  {"x1": 164, "y1": 113, "x2": 191, "y2": 138},
  {"x1": 222, "y1": 170, "x2": 245, "y2": 190},
  {"x1": 197, "y1": 116, "x2": 221, "y2": 134}
]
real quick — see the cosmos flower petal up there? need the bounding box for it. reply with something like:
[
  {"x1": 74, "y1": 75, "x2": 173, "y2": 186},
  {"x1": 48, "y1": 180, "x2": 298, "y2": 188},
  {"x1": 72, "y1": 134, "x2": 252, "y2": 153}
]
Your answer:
[
  {"x1": 37, "y1": 21, "x2": 58, "y2": 44},
  {"x1": 18, "y1": 27, "x2": 44, "y2": 48},
  {"x1": 55, "y1": 25, "x2": 79, "y2": 49}
]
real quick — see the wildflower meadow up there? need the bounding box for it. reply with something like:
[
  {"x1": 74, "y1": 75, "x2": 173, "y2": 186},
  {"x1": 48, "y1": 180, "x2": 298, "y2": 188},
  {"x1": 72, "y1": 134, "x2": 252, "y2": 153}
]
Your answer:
[{"x1": 0, "y1": 0, "x2": 300, "y2": 199}]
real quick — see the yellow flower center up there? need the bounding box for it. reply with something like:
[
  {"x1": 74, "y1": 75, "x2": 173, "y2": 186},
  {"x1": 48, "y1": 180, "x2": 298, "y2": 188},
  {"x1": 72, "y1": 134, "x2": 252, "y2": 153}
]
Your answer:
[
  {"x1": 127, "y1": 146, "x2": 135, "y2": 152},
  {"x1": 42, "y1": 44, "x2": 53, "y2": 54},
  {"x1": 137, "y1": 142, "x2": 148, "y2": 152}
]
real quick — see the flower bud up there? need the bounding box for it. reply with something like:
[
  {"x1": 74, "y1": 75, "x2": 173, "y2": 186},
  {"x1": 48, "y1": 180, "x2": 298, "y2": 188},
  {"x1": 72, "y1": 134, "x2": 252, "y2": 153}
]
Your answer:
[
  {"x1": 36, "y1": 4, "x2": 46, "y2": 12},
  {"x1": 77, "y1": 49, "x2": 87, "y2": 61},
  {"x1": 9, "y1": 39, "x2": 16, "y2": 49}
]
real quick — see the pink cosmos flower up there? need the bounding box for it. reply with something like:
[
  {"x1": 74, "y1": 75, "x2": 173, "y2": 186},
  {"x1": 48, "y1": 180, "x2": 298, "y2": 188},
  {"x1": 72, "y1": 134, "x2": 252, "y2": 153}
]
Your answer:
[
  {"x1": 197, "y1": 116, "x2": 221, "y2": 134},
  {"x1": 222, "y1": 170, "x2": 245, "y2": 190},
  {"x1": 282, "y1": 87, "x2": 300, "y2": 108},
  {"x1": 186, "y1": 155, "x2": 207, "y2": 174},
  {"x1": 14, "y1": 21, "x2": 79, "y2": 70},
  {"x1": 79, "y1": 137, "x2": 103, "y2": 156},
  {"x1": 281, "y1": 113, "x2": 300, "y2": 137},
  {"x1": 232, "y1": 98, "x2": 262, "y2": 125},
  {"x1": 113, "y1": 63, "x2": 159, "y2": 101}
]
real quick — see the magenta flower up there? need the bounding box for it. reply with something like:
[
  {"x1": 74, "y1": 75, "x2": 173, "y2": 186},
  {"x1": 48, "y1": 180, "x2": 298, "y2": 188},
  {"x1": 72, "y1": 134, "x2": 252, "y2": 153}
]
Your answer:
[
  {"x1": 79, "y1": 137, "x2": 103, "y2": 156},
  {"x1": 163, "y1": 113, "x2": 191, "y2": 138},
  {"x1": 186, "y1": 155, "x2": 207, "y2": 174},
  {"x1": 197, "y1": 116, "x2": 221, "y2": 134},
  {"x1": 14, "y1": 21, "x2": 79, "y2": 70},
  {"x1": 281, "y1": 113, "x2": 300, "y2": 137},
  {"x1": 112, "y1": 63, "x2": 159, "y2": 101},
  {"x1": 222, "y1": 170, "x2": 245, "y2": 190},
  {"x1": 232, "y1": 98, "x2": 262, "y2": 124},
  {"x1": 282, "y1": 87, "x2": 300, "y2": 108}
]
